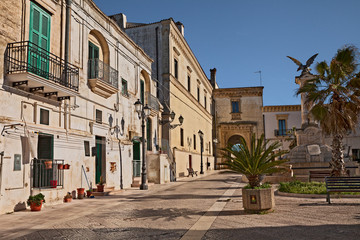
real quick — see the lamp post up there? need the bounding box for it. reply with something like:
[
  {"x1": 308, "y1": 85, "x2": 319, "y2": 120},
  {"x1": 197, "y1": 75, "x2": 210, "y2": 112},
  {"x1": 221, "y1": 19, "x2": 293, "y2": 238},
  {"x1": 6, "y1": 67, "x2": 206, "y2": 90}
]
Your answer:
[
  {"x1": 111, "y1": 117, "x2": 125, "y2": 189},
  {"x1": 213, "y1": 138, "x2": 218, "y2": 170},
  {"x1": 198, "y1": 130, "x2": 204, "y2": 174},
  {"x1": 134, "y1": 99, "x2": 151, "y2": 190}
]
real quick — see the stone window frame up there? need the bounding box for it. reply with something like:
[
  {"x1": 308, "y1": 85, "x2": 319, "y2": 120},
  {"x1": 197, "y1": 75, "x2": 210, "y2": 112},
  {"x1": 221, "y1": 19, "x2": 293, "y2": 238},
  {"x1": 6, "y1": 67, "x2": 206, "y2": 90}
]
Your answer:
[
  {"x1": 230, "y1": 98, "x2": 242, "y2": 120},
  {"x1": 276, "y1": 114, "x2": 289, "y2": 137}
]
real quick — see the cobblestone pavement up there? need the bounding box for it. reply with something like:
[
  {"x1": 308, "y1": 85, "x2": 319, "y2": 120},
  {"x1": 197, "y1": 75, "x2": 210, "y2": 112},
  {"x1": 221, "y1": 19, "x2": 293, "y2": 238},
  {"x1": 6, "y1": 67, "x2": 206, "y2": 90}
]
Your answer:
[{"x1": 0, "y1": 171, "x2": 359, "y2": 240}]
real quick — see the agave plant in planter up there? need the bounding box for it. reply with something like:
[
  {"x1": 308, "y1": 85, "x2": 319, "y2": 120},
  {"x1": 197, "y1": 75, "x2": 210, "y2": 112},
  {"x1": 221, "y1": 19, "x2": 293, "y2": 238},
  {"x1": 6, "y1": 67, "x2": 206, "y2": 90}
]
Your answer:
[
  {"x1": 221, "y1": 134, "x2": 288, "y2": 213},
  {"x1": 27, "y1": 193, "x2": 46, "y2": 211}
]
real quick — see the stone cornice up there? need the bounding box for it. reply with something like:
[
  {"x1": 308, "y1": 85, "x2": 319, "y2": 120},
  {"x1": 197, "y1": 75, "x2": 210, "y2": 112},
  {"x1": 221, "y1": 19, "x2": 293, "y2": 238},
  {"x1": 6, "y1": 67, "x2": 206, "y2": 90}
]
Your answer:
[
  {"x1": 213, "y1": 87, "x2": 263, "y2": 97},
  {"x1": 263, "y1": 105, "x2": 301, "y2": 112}
]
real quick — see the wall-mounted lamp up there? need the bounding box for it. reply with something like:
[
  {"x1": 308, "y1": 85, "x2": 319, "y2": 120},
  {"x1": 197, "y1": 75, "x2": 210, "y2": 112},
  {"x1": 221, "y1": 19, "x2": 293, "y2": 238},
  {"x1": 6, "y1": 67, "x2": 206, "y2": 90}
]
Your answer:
[{"x1": 159, "y1": 111, "x2": 184, "y2": 129}]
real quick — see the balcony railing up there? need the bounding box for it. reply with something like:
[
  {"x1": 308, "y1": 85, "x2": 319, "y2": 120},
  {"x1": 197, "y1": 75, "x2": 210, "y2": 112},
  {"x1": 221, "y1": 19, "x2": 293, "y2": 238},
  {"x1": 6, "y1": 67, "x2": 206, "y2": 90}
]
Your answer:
[
  {"x1": 5, "y1": 41, "x2": 79, "y2": 91},
  {"x1": 274, "y1": 129, "x2": 292, "y2": 137},
  {"x1": 146, "y1": 92, "x2": 160, "y2": 111},
  {"x1": 31, "y1": 159, "x2": 64, "y2": 188},
  {"x1": 88, "y1": 58, "x2": 118, "y2": 89}
]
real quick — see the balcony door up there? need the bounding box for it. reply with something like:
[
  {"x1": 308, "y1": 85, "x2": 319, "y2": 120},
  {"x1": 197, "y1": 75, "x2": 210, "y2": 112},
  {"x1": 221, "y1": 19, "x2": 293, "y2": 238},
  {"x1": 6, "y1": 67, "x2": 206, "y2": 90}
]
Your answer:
[
  {"x1": 133, "y1": 142, "x2": 141, "y2": 177},
  {"x1": 88, "y1": 41, "x2": 99, "y2": 79},
  {"x1": 34, "y1": 133, "x2": 53, "y2": 187},
  {"x1": 29, "y1": 2, "x2": 51, "y2": 78}
]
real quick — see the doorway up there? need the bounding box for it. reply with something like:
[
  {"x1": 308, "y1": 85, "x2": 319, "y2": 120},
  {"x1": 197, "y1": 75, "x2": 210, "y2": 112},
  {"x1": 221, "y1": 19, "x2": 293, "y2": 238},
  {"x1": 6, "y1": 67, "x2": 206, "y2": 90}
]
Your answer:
[
  {"x1": 133, "y1": 142, "x2": 141, "y2": 177},
  {"x1": 95, "y1": 136, "x2": 105, "y2": 184},
  {"x1": 34, "y1": 133, "x2": 53, "y2": 187},
  {"x1": 189, "y1": 155, "x2": 192, "y2": 169}
]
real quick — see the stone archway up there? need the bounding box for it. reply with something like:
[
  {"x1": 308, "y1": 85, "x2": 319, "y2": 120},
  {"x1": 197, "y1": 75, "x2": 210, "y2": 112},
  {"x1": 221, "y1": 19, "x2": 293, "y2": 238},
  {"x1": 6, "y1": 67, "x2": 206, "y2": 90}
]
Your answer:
[
  {"x1": 88, "y1": 29, "x2": 110, "y2": 65},
  {"x1": 227, "y1": 135, "x2": 245, "y2": 148}
]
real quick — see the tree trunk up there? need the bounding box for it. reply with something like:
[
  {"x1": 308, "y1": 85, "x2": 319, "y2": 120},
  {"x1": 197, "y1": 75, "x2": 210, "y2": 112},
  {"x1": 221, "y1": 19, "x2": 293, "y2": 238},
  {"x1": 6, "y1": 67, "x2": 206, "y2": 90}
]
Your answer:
[
  {"x1": 247, "y1": 175, "x2": 262, "y2": 188},
  {"x1": 330, "y1": 134, "x2": 347, "y2": 177}
]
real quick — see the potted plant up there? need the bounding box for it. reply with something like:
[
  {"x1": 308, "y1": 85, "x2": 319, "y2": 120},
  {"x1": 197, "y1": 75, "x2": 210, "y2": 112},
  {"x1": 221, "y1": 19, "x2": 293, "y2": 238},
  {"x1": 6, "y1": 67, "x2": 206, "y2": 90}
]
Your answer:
[
  {"x1": 86, "y1": 189, "x2": 92, "y2": 197},
  {"x1": 58, "y1": 163, "x2": 64, "y2": 170},
  {"x1": 221, "y1": 134, "x2": 288, "y2": 213},
  {"x1": 64, "y1": 164, "x2": 70, "y2": 169},
  {"x1": 63, "y1": 192, "x2": 72, "y2": 203},
  {"x1": 27, "y1": 193, "x2": 45, "y2": 211},
  {"x1": 97, "y1": 176, "x2": 104, "y2": 192},
  {"x1": 44, "y1": 160, "x2": 52, "y2": 169},
  {"x1": 77, "y1": 187, "x2": 85, "y2": 199}
]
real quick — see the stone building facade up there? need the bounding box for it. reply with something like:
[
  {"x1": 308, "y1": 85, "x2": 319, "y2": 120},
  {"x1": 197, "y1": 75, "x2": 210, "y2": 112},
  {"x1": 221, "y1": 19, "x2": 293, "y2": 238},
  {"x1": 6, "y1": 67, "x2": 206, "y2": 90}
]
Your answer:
[
  {"x1": 263, "y1": 105, "x2": 302, "y2": 151},
  {"x1": 0, "y1": 0, "x2": 161, "y2": 214},
  {"x1": 213, "y1": 87, "x2": 264, "y2": 166},
  {"x1": 121, "y1": 17, "x2": 214, "y2": 178}
]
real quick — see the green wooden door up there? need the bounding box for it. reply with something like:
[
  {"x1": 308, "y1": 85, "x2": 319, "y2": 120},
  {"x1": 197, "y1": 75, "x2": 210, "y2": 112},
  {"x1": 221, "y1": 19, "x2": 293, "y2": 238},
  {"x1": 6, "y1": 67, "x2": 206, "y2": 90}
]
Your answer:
[
  {"x1": 95, "y1": 136, "x2": 102, "y2": 184},
  {"x1": 133, "y1": 142, "x2": 141, "y2": 177},
  {"x1": 29, "y1": 2, "x2": 51, "y2": 78},
  {"x1": 88, "y1": 42, "x2": 99, "y2": 78},
  {"x1": 146, "y1": 118, "x2": 152, "y2": 151},
  {"x1": 140, "y1": 80, "x2": 145, "y2": 104}
]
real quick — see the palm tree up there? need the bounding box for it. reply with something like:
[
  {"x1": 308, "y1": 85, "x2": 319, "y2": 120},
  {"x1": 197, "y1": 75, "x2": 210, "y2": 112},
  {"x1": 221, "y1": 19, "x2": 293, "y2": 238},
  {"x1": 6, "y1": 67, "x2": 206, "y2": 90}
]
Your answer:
[
  {"x1": 297, "y1": 45, "x2": 360, "y2": 176},
  {"x1": 221, "y1": 134, "x2": 288, "y2": 188}
]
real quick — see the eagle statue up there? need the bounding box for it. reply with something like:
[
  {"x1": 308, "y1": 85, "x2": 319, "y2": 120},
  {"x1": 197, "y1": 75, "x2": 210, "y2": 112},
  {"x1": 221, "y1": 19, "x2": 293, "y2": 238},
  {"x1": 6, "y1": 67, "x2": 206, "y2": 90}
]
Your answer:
[{"x1": 287, "y1": 53, "x2": 318, "y2": 75}]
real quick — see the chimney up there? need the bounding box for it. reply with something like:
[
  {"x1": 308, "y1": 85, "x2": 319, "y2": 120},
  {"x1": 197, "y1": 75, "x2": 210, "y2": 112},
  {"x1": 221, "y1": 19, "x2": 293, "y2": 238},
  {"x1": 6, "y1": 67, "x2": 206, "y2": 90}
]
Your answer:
[
  {"x1": 175, "y1": 21, "x2": 184, "y2": 36},
  {"x1": 110, "y1": 13, "x2": 127, "y2": 30},
  {"x1": 210, "y1": 68, "x2": 217, "y2": 87}
]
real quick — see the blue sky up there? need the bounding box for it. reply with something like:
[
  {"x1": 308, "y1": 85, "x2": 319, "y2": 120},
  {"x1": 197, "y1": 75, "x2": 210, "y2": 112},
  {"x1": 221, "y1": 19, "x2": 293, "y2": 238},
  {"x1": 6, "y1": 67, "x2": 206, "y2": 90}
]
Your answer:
[{"x1": 93, "y1": 0, "x2": 360, "y2": 106}]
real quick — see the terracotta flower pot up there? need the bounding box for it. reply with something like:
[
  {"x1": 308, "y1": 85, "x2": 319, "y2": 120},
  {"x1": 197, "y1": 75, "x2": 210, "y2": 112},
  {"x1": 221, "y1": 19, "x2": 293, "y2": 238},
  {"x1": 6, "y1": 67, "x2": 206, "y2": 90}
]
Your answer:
[
  {"x1": 77, "y1": 188, "x2": 85, "y2": 199},
  {"x1": 58, "y1": 164, "x2": 64, "y2": 170},
  {"x1": 30, "y1": 200, "x2": 43, "y2": 211},
  {"x1": 64, "y1": 198, "x2": 72, "y2": 203},
  {"x1": 97, "y1": 185, "x2": 104, "y2": 192},
  {"x1": 44, "y1": 161, "x2": 52, "y2": 169},
  {"x1": 64, "y1": 164, "x2": 70, "y2": 169},
  {"x1": 86, "y1": 190, "x2": 92, "y2": 197}
]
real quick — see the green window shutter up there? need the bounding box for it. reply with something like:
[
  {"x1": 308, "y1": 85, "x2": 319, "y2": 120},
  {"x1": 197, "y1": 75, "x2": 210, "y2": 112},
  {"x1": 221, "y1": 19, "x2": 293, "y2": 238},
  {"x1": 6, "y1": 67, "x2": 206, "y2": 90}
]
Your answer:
[
  {"x1": 140, "y1": 80, "x2": 145, "y2": 104},
  {"x1": 29, "y1": 2, "x2": 51, "y2": 78}
]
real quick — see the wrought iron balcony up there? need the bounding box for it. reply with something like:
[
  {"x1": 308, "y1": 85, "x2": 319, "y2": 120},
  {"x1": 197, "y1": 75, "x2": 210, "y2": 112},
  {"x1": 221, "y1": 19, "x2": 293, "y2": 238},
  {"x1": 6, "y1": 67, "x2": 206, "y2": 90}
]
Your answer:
[
  {"x1": 88, "y1": 58, "x2": 118, "y2": 98},
  {"x1": 5, "y1": 41, "x2": 79, "y2": 100},
  {"x1": 31, "y1": 159, "x2": 64, "y2": 188},
  {"x1": 146, "y1": 92, "x2": 160, "y2": 112},
  {"x1": 274, "y1": 129, "x2": 292, "y2": 137}
]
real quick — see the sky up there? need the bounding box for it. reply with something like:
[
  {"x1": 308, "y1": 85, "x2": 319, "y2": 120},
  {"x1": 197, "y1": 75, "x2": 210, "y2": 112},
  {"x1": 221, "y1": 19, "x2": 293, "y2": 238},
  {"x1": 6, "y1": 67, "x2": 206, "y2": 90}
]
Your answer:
[{"x1": 93, "y1": 0, "x2": 360, "y2": 106}]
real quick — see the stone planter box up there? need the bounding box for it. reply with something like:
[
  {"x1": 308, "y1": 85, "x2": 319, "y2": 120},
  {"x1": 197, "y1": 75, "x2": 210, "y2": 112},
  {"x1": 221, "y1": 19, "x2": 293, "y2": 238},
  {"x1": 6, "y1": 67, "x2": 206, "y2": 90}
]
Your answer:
[{"x1": 242, "y1": 187, "x2": 274, "y2": 212}]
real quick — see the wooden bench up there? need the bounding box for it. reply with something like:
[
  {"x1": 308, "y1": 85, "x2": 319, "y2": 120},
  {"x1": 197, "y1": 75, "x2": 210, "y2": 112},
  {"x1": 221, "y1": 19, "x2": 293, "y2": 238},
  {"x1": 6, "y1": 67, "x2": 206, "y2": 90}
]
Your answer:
[
  {"x1": 309, "y1": 170, "x2": 331, "y2": 182},
  {"x1": 325, "y1": 177, "x2": 360, "y2": 204},
  {"x1": 187, "y1": 168, "x2": 198, "y2": 177}
]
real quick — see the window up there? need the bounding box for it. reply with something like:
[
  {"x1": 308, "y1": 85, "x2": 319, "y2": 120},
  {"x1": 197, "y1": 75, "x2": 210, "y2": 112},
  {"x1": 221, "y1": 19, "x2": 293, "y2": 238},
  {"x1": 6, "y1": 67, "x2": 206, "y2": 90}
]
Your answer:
[
  {"x1": 180, "y1": 128, "x2": 184, "y2": 146},
  {"x1": 278, "y1": 119, "x2": 286, "y2": 136},
  {"x1": 187, "y1": 76, "x2": 191, "y2": 92},
  {"x1": 40, "y1": 108, "x2": 49, "y2": 125},
  {"x1": 209, "y1": 141, "x2": 211, "y2": 154},
  {"x1": 174, "y1": 58, "x2": 178, "y2": 79},
  {"x1": 88, "y1": 42, "x2": 99, "y2": 79},
  {"x1": 352, "y1": 149, "x2": 360, "y2": 162},
  {"x1": 193, "y1": 134, "x2": 196, "y2": 150},
  {"x1": 96, "y1": 109, "x2": 102, "y2": 124},
  {"x1": 231, "y1": 101, "x2": 239, "y2": 113},
  {"x1": 84, "y1": 141, "x2": 90, "y2": 156},
  {"x1": 29, "y1": 2, "x2": 51, "y2": 78},
  {"x1": 197, "y1": 87, "x2": 200, "y2": 102},
  {"x1": 121, "y1": 78, "x2": 128, "y2": 97},
  {"x1": 204, "y1": 96, "x2": 207, "y2": 110}
]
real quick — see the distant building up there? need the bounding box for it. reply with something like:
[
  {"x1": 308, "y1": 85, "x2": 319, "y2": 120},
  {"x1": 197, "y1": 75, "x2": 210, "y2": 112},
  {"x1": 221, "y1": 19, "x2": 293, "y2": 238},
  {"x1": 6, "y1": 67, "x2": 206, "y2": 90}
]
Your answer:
[
  {"x1": 263, "y1": 105, "x2": 302, "y2": 151},
  {"x1": 116, "y1": 16, "x2": 215, "y2": 178},
  {"x1": 213, "y1": 87, "x2": 264, "y2": 166}
]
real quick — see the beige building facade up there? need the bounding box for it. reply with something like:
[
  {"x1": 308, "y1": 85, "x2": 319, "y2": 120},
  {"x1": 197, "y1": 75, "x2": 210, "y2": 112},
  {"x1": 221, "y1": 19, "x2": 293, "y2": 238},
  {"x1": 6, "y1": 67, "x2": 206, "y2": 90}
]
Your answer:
[
  {"x1": 123, "y1": 18, "x2": 214, "y2": 178},
  {"x1": 213, "y1": 87, "x2": 264, "y2": 166},
  {"x1": 0, "y1": 0, "x2": 162, "y2": 214}
]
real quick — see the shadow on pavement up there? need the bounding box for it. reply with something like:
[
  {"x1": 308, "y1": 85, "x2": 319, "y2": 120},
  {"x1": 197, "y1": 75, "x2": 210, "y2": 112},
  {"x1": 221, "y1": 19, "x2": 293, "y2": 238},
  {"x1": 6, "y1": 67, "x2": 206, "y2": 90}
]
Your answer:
[{"x1": 12, "y1": 224, "x2": 360, "y2": 240}]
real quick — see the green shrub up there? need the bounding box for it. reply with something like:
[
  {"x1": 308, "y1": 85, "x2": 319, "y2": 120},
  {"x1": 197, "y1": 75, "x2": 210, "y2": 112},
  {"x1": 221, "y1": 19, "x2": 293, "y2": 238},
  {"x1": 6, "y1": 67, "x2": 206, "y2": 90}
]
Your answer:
[
  {"x1": 27, "y1": 193, "x2": 45, "y2": 206},
  {"x1": 279, "y1": 181, "x2": 327, "y2": 194}
]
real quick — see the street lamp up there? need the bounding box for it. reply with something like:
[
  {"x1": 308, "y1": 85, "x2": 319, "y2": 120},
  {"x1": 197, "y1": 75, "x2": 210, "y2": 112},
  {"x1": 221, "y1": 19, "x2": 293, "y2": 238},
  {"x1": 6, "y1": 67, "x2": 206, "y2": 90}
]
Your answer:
[
  {"x1": 198, "y1": 130, "x2": 204, "y2": 174},
  {"x1": 110, "y1": 117, "x2": 125, "y2": 189},
  {"x1": 159, "y1": 110, "x2": 184, "y2": 129},
  {"x1": 213, "y1": 138, "x2": 218, "y2": 170},
  {"x1": 134, "y1": 99, "x2": 151, "y2": 190}
]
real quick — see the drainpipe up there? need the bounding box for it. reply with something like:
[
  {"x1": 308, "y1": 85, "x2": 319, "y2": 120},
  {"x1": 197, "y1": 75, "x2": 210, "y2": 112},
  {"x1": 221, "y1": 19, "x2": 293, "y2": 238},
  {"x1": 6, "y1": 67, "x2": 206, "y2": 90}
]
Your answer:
[{"x1": 0, "y1": 151, "x2": 4, "y2": 196}]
